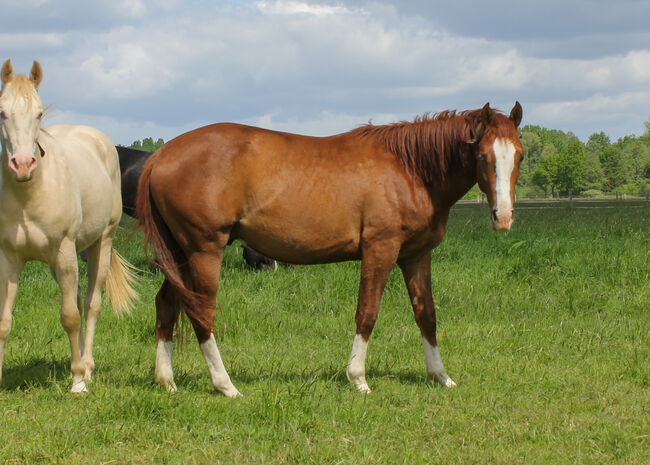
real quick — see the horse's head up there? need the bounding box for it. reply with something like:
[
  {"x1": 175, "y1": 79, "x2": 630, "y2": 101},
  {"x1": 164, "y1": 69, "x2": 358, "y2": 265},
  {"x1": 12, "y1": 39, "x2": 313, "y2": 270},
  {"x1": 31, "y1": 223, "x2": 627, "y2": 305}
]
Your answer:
[
  {"x1": 471, "y1": 102, "x2": 523, "y2": 231},
  {"x1": 0, "y1": 59, "x2": 44, "y2": 182}
]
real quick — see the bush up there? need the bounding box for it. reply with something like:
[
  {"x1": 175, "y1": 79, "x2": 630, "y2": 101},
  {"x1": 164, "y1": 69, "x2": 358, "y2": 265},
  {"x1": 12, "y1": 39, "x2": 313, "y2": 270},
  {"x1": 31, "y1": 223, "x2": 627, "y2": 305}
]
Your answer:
[{"x1": 582, "y1": 189, "x2": 603, "y2": 198}]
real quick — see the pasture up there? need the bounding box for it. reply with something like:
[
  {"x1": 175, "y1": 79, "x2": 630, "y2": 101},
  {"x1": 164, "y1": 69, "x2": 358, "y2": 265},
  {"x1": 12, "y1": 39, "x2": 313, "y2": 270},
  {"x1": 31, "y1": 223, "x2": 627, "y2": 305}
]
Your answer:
[{"x1": 0, "y1": 201, "x2": 647, "y2": 464}]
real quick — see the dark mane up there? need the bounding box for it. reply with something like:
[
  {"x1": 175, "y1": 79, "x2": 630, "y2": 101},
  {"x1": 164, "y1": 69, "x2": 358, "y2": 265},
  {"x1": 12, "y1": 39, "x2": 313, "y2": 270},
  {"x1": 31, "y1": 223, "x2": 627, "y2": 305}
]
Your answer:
[{"x1": 350, "y1": 109, "x2": 491, "y2": 186}]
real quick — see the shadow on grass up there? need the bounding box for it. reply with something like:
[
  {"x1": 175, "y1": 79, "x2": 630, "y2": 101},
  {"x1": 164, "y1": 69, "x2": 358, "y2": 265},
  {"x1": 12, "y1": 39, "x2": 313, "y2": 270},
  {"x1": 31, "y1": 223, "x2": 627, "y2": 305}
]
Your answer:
[
  {"x1": 161, "y1": 365, "x2": 429, "y2": 393},
  {"x1": 1, "y1": 358, "x2": 69, "y2": 391}
]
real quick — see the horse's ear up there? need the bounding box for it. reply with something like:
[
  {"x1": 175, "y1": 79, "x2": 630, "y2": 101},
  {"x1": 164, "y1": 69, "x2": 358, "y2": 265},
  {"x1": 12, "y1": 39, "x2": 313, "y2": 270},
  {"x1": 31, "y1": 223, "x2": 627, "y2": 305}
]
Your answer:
[
  {"x1": 465, "y1": 102, "x2": 490, "y2": 144},
  {"x1": 1, "y1": 59, "x2": 13, "y2": 88},
  {"x1": 481, "y1": 102, "x2": 492, "y2": 124},
  {"x1": 470, "y1": 122, "x2": 485, "y2": 144},
  {"x1": 471, "y1": 102, "x2": 491, "y2": 143},
  {"x1": 509, "y1": 101, "x2": 522, "y2": 128},
  {"x1": 30, "y1": 60, "x2": 43, "y2": 89}
]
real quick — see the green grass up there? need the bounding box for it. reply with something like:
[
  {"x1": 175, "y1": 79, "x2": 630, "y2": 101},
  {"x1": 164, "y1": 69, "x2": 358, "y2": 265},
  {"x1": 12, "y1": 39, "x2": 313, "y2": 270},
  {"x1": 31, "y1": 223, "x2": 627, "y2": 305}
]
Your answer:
[{"x1": 1, "y1": 202, "x2": 648, "y2": 464}]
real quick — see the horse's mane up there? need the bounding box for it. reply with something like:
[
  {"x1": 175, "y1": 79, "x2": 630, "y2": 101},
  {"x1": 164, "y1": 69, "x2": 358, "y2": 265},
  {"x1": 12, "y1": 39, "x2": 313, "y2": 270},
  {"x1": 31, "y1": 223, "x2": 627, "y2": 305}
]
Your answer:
[
  {"x1": 350, "y1": 109, "x2": 493, "y2": 186},
  {"x1": 0, "y1": 74, "x2": 39, "y2": 102}
]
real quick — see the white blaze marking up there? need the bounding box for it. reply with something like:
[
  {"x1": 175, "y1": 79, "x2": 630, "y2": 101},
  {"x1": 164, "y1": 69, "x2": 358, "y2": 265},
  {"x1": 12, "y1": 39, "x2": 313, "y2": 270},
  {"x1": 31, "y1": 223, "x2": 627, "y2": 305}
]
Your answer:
[
  {"x1": 200, "y1": 334, "x2": 241, "y2": 397},
  {"x1": 346, "y1": 334, "x2": 371, "y2": 393},
  {"x1": 155, "y1": 340, "x2": 177, "y2": 392},
  {"x1": 422, "y1": 338, "x2": 457, "y2": 387},
  {"x1": 493, "y1": 138, "x2": 516, "y2": 214}
]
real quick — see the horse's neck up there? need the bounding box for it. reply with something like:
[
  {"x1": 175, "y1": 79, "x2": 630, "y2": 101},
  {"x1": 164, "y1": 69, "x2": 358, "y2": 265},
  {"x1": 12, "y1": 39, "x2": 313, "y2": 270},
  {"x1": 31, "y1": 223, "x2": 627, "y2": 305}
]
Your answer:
[{"x1": 428, "y1": 150, "x2": 477, "y2": 208}]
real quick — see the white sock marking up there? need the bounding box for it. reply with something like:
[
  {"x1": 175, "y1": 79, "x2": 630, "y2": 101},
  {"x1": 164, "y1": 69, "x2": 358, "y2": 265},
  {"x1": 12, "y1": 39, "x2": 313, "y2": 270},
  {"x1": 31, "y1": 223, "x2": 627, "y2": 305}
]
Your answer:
[
  {"x1": 200, "y1": 334, "x2": 241, "y2": 397},
  {"x1": 346, "y1": 334, "x2": 371, "y2": 393},
  {"x1": 422, "y1": 338, "x2": 456, "y2": 387},
  {"x1": 155, "y1": 340, "x2": 177, "y2": 392}
]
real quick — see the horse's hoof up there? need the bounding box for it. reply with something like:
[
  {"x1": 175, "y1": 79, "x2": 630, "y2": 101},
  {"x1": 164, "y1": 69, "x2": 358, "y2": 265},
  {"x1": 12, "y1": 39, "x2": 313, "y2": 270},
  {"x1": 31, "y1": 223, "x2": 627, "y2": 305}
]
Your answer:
[
  {"x1": 349, "y1": 377, "x2": 372, "y2": 394},
  {"x1": 218, "y1": 384, "x2": 242, "y2": 398},
  {"x1": 70, "y1": 380, "x2": 88, "y2": 394},
  {"x1": 356, "y1": 384, "x2": 372, "y2": 394},
  {"x1": 431, "y1": 373, "x2": 457, "y2": 388}
]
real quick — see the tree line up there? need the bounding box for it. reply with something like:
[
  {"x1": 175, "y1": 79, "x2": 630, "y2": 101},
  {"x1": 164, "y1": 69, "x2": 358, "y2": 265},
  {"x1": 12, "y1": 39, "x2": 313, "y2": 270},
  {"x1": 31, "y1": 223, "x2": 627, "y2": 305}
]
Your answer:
[
  {"x1": 131, "y1": 118, "x2": 650, "y2": 199},
  {"x1": 130, "y1": 137, "x2": 164, "y2": 153}
]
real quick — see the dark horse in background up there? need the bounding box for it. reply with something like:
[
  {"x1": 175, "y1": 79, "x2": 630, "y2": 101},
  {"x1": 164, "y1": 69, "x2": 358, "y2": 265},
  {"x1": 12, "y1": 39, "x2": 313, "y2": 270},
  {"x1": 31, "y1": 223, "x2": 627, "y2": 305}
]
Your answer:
[
  {"x1": 116, "y1": 146, "x2": 277, "y2": 270},
  {"x1": 137, "y1": 102, "x2": 523, "y2": 397}
]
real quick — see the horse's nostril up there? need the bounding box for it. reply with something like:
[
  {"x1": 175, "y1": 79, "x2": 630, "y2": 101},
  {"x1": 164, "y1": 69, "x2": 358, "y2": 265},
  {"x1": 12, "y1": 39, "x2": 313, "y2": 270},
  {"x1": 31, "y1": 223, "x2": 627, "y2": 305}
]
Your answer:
[{"x1": 492, "y1": 210, "x2": 498, "y2": 222}]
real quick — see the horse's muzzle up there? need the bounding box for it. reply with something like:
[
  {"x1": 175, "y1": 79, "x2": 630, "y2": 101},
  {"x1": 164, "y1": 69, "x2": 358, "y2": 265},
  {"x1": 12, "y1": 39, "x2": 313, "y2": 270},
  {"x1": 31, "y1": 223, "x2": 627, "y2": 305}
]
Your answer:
[
  {"x1": 9, "y1": 154, "x2": 37, "y2": 181},
  {"x1": 491, "y1": 209, "x2": 513, "y2": 231}
]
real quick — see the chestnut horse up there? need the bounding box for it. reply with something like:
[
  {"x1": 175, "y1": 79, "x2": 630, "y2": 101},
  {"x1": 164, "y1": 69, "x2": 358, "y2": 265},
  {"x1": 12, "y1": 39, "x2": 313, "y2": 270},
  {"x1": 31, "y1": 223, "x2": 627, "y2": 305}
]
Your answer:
[
  {"x1": 0, "y1": 60, "x2": 137, "y2": 393},
  {"x1": 117, "y1": 145, "x2": 278, "y2": 270},
  {"x1": 137, "y1": 102, "x2": 523, "y2": 396}
]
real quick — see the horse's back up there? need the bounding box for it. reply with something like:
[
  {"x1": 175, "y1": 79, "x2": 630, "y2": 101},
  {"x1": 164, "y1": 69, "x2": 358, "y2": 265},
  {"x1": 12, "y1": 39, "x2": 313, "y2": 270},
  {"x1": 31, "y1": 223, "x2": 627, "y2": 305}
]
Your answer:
[
  {"x1": 45, "y1": 125, "x2": 119, "y2": 179},
  {"x1": 44, "y1": 125, "x2": 122, "y2": 248}
]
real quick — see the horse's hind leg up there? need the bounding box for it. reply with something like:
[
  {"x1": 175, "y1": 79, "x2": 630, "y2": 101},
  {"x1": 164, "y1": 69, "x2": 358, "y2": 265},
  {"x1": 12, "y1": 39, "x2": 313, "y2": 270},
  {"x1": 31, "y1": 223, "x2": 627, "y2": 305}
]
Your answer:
[
  {"x1": 399, "y1": 253, "x2": 456, "y2": 387},
  {"x1": 0, "y1": 254, "x2": 21, "y2": 386},
  {"x1": 154, "y1": 279, "x2": 181, "y2": 392},
  {"x1": 186, "y1": 249, "x2": 241, "y2": 397},
  {"x1": 80, "y1": 233, "x2": 114, "y2": 381},
  {"x1": 52, "y1": 238, "x2": 86, "y2": 393}
]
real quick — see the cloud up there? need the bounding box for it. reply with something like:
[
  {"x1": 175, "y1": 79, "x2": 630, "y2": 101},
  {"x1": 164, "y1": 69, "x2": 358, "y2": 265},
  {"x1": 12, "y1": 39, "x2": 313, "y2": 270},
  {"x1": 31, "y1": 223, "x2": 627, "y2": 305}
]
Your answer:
[{"x1": 1, "y1": 0, "x2": 648, "y2": 144}]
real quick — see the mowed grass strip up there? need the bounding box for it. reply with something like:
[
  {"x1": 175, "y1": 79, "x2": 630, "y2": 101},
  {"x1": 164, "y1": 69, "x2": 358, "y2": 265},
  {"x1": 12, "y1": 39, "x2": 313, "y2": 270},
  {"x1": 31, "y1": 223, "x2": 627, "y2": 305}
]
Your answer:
[{"x1": 1, "y1": 202, "x2": 648, "y2": 464}]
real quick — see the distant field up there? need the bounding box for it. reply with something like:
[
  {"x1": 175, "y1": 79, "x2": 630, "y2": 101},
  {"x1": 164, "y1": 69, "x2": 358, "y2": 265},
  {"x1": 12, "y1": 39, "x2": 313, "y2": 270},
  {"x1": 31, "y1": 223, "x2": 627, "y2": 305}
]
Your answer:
[{"x1": 1, "y1": 202, "x2": 648, "y2": 464}]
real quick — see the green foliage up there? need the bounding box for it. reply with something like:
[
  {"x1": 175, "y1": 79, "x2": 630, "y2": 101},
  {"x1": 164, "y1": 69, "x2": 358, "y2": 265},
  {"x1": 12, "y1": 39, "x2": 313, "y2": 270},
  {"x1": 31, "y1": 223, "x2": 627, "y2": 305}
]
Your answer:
[
  {"x1": 130, "y1": 137, "x2": 164, "y2": 152},
  {"x1": 1, "y1": 204, "x2": 648, "y2": 464},
  {"x1": 554, "y1": 140, "x2": 585, "y2": 196},
  {"x1": 518, "y1": 119, "x2": 650, "y2": 197}
]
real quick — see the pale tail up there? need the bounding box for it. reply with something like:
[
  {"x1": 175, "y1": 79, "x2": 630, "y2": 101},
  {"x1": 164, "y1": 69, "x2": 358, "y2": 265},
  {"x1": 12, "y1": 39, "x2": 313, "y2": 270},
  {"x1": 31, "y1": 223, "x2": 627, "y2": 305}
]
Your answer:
[{"x1": 105, "y1": 248, "x2": 139, "y2": 314}]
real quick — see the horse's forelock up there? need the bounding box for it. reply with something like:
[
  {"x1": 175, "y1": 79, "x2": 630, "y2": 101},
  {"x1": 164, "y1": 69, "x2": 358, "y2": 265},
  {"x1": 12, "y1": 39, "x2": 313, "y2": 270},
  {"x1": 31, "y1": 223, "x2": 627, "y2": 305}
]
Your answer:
[{"x1": 1, "y1": 74, "x2": 40, "y2": 105}]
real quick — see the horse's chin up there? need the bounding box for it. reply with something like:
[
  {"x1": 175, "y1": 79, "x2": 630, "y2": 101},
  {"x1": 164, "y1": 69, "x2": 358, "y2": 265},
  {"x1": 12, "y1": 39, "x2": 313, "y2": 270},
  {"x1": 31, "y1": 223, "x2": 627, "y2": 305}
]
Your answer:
[
  {"x1": 491, "y1": 219, "x2": 513, "y2": 232},
  {"x1": 13, "y1": 173, "x2": 34, "y2": 183}
]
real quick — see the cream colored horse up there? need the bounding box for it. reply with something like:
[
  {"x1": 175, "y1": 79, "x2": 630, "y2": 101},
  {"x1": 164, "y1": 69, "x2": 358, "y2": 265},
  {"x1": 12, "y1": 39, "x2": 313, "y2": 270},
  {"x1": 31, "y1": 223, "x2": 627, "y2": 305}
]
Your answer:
[{"x1": 0, "y1": 59, "x2": 137, "y2": 393}]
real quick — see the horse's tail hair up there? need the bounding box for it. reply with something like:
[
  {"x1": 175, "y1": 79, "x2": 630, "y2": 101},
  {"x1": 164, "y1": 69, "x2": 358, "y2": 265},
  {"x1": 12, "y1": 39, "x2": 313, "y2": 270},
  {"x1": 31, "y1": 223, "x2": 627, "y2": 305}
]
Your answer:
[
  {"x1": 135, "y1": 151, "x2": 213, "y2": 330},
  {"x1": 105, "y1": 248, "x2": 139, "y2": 314}
]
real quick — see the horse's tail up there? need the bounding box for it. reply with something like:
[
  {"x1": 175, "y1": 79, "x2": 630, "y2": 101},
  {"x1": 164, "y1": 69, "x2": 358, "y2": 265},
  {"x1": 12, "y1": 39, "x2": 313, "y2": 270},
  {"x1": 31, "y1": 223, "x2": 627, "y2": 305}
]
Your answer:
[
  {"x1": 135, "y1": 151, "x2": 213, "y2": 329},
  {"x1": 105, "y1": 248, "x2": 139, "y2": 314}
]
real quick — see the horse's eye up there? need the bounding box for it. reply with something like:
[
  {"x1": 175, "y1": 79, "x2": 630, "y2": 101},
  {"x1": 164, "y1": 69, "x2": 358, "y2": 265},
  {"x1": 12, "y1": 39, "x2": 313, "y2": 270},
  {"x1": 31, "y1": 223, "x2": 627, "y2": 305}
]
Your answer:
[
  {"x1": 37, "y1": 111, "x2": 43, "y2": 120},
  {"x1": 519, "y1": 153, "x2": 525, "y2": 162},
  {"x1": 0, "y1": 111, "x2": 6, "y2": 120},
  {"x1": 480, "y1": 154, "x2": 487, "y2": 163}
]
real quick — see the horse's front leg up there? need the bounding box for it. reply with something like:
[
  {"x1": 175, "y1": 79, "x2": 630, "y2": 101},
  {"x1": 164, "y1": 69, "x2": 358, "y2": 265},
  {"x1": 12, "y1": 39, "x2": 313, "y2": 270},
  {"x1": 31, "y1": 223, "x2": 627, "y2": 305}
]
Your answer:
[
  {"x1": 399, "y1": 253, "x2": 456, "y2": 387},
  {"x1": 0, "y1": 254, "x2": 22, "y2": 387},
  {"x1": 52, "y1": 238, "x2": 86, "y2": 393},
  {"x1": 346, "y1": 240, "x2": 400, "y2": 393}
]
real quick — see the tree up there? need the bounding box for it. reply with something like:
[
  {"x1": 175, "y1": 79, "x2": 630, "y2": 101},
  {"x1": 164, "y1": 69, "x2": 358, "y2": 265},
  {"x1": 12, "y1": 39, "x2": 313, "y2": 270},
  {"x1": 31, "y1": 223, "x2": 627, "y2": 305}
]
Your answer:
[
  {"x1": 531, "y1": 154, "x2": 559, "y2": 197},
  {"x1": 582, "y1": 150, "x2": 604, "y2": 192},
  {"x1": 519, "y1": 131, "x2": 542, "y2": 187},
  {"x1": 130, "y1": 138, "x2": 165, "y2": 152},
  {"x1": 554, "y1": 141, "x2": 585, "y2": 198}
]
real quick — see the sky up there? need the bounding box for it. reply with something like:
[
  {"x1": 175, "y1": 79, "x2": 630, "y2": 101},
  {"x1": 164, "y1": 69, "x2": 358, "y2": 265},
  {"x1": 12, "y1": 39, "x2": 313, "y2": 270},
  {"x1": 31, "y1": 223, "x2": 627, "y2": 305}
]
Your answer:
[{"x1": 1, "y1": 0, "x2": 649, "y2": 146}]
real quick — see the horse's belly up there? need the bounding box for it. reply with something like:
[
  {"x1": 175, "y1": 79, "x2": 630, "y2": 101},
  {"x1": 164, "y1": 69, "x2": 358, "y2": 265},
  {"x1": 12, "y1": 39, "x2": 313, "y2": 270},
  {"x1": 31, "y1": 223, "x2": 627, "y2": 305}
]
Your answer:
[
  {"x1": 75, "y1": 199, "x2": 114, "y2": 251},
  {"x1": 236, "y1": 221, "x2": 361, "y2": 264}
]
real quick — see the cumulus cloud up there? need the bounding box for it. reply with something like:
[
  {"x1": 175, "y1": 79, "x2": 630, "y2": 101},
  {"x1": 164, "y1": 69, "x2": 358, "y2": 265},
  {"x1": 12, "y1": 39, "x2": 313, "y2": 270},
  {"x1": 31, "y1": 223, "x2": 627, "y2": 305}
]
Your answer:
[{"x1": 1, "y1": 0, "x2": 648, "y2": 144}]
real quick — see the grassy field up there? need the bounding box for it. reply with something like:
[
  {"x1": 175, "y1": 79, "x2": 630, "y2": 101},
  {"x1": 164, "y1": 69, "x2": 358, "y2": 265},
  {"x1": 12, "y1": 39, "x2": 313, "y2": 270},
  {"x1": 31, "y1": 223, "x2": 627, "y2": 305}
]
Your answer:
[{"x1": 0, "y1": 201, "x2": 648, "y2": 464}]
